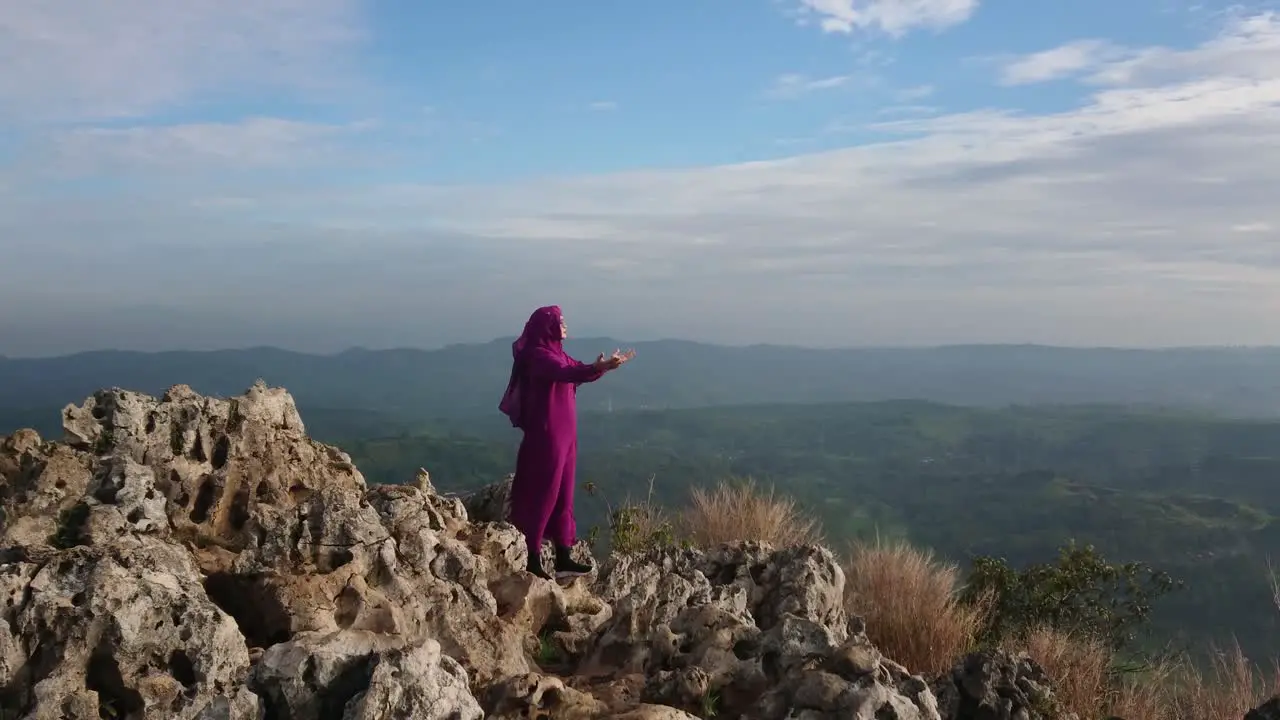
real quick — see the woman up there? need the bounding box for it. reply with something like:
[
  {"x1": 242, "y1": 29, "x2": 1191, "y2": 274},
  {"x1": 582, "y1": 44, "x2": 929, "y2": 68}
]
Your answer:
[{"x1": 499, "y1": 305, "x2": 635, "y2": 580}]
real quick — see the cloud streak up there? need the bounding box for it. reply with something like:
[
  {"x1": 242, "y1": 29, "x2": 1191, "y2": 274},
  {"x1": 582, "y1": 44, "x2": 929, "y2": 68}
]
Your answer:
[
  {"x1": 765, "y1": 73, "x2": 855, "y2": 99},
  {"x1": 999, "y1": 40, "x2": 1121, "y2": 85},
  {"x1": 996, "y1": 11, "x2": 1280, "y2": 87},
  {"x1": 45, "y1": 118, "x2": 374, "y2": 174}
]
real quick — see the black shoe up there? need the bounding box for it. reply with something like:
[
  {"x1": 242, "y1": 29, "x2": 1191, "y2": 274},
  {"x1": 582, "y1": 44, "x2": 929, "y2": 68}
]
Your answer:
[
  {"x1": 526, "y1": 554, "x2": 552, "y2": 581},
  {"x1": 554, "y1": 545, "x2": 593, "y2": 577}
]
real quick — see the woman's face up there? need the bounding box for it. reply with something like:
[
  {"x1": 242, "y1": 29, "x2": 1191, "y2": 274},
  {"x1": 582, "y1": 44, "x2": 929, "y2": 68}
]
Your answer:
[{"x1": 558, "y1": 316, "x2": 568, "y2": 339}]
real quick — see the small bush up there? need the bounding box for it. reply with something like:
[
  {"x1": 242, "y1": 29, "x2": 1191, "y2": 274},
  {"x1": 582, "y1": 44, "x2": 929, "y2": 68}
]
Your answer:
[
  {"x1": 608, "y1": 501, "x2": 677, "y2": 554},
  {"x1": 584, "y1": 476, "x2": 678, "y2": 554},
  {"x1": 679, "y1": 477, "x2": 823, "y2": 549},
  {"x1": 843, "y1": 538, "x2": 987, "y2": 675},
  {"x1": 93, "y1": 428, "x2": 115, "y2": 455}
]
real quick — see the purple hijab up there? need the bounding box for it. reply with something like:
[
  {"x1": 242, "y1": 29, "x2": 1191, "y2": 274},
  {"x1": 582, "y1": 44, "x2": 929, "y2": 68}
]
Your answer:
[{"x1": 498, "y1": 305, "x2": 566, "y2": 428}]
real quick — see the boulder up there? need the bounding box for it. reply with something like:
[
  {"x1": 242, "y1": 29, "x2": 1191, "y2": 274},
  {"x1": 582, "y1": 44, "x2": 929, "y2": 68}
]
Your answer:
[
  {"x1": 931, "y1": 650, "x2": 1065, "y2": 720},
  {"x1": 0, "y1": 540, "x2": 254, "y2": 720},
  {"x1": 342, "y1": 639, "x2": 483, "y2": 720}
]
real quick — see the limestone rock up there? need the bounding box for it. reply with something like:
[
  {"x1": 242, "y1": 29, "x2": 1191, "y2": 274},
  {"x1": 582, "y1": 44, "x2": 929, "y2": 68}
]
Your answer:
[
  {"x1": 250, "y1": 631, "x2": 485, "y2": 720},
  {"x1": 462, "y1": 476, "x2": 512, "y2": 523},
  {"x1": 461, "y1": 521, "x2": 528, "y2": 578},
  {"x1": 0, "y1": 560, "x2": 40, "y2": 707},
  {"x1": 8, "y1": 383, "x2": 534, "y2": 685},
  {"x1": 192, "y1": 688, "x2": 264, "y2": 720},
  {"x1": 612, "y1": 705, "x2": 704, "y2": 720},
  {"x1": 342, "y1": 639, "x2": 484, "y2": 720},
  {"x1": 581, "y1": 542, "x2": 941, "y2": 719},
  {"x1": 932, "y1": 650, "x2": 1062, "y2": 720},
  {"x1": 250, "y1": 630, "x2": 399, "y2": 720},
  {"x1": 0, "y1": 433, "x2": 96, "y2": 548},
  {"x1": 750, "y1": 630, "x2": 942, "y2": 720},
  {"x1": 1, "y1": 540, "x2": 254, "y2": 720},
  {"x1": 486, "y1": 672, "x2": 608, "y2": 719}
]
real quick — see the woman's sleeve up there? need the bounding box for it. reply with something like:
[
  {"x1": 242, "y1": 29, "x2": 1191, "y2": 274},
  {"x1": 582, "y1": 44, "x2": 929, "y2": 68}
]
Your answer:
[
  {"x1": 568, "y1": 358, "x2": 607, "y2": 387},
  {"x1": 527, "y1": 348, "x2": 605, "y2": 384}
]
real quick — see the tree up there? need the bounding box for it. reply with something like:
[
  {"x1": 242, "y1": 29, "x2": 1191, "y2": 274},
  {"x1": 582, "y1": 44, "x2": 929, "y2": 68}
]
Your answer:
[{"x1": 963, "y1": 542, "x2": 1181, "y2": 651}]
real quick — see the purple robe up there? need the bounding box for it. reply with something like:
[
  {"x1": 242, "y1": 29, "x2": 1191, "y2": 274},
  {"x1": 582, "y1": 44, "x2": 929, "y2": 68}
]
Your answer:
[{"x1": 499, "y1": 306, "x2": 604, "y2": 556}]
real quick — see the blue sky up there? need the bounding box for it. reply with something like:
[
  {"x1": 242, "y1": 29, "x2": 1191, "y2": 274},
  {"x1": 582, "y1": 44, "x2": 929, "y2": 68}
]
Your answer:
[
  {"x1": 1, "y1": 0, "x2": 1279, "y2": 355},
  {"x1": 347, "y1": 0, "x2": 1193, "y2": 180}
]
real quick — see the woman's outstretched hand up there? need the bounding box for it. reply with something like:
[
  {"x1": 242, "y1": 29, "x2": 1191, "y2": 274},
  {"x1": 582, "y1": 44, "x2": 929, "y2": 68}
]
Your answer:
[{"x1": 593, "y1": 348, "x2": 636, "y2": 372}]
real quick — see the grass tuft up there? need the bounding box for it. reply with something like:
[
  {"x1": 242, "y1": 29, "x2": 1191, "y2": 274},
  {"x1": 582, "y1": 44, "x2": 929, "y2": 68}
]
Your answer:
[
  {"x1": 679, "y1": 477, "x2": 823, "y2": 549},
  {"x1": 842, "y1": 537, "x2": 987, "y2": 676}
]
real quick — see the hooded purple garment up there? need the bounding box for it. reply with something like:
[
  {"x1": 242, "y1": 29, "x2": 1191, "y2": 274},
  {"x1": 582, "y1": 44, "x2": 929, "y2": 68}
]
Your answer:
[{"x1": 499, "y1": 306, "x2": 605, "y2": 557}]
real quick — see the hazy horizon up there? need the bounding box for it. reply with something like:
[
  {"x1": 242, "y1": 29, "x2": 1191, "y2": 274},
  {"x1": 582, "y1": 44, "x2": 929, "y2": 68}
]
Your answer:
[
  {"x1": 3, "y1": 1, "x2": 1279, "y2": 356},
  {"x1": 4, "y1": 335, "x2": 1280, "y2": 361}
]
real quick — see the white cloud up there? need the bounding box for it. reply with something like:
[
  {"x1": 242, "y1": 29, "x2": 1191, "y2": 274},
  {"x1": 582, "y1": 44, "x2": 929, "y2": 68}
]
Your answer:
[
  {"x1": 999, "y1": 40, "x2": 1121, "y2": 85},
  {"x1": 797, "y1": 0, "x2": 979, "y2": 37},
  {"x1": 766, "y1": 73, "x2": 854, "y2": 99},
  {"x1": 0, "y1": 0, "x2": 364, "y2": 121},
  {"x1": 589, "y1": 101, "x2": 620, "y2": 111},
  {"x1": 873, "y1": 78, "x2": 1280, "y2": 147},
  {"x1": 997, "y1": 11, "x2": 1280, "y2": 87},
  {"x1": 1090, "y1": 11, "x2": 1280, "y2": 86}
]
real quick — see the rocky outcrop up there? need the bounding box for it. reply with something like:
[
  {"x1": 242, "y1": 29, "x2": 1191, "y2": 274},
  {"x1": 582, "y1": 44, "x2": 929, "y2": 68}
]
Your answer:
[
  {"x1": 460, "y1": 475, "x2": 511, "y2": 523},
  {"x1": 1, "y1": 382, "x2": 1074, "y2": 719},
  {"x1": 0, "y1": 539, "x2": 255, "y2": 720},
  {"x1": 932, "y1": 650, "x2": 1067, "y2": 720}
]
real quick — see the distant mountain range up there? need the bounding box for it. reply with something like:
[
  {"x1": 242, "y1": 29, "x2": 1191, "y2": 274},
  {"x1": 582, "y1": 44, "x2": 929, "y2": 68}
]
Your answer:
[{"x1": 3, "y1": 341, "x2": 1280, "y2": 437}]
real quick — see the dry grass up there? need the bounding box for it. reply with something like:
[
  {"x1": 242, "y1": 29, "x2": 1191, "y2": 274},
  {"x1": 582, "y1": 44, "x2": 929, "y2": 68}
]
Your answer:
[
  {"x1": 1010, "y1": 627, "x2": 1113, "y2": 719},
  {"x1": 1011, "y1": 628, "x2": 1280, "y2": 720},
  {"x1": 678, "y1": 477, "x2": 824, "y2": 549},
  {"x1": 842, "y1": 538, "x2": 988, "y2": 676},
  {"x1": 1105, "y1": 663, "x2": 1177, "y2": 720},
  {"x1": 1162, "y1": 643, "x2": 1280, "y2": 720}
]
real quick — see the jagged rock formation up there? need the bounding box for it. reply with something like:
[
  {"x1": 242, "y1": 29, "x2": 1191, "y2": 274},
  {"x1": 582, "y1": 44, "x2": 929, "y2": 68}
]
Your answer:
[{"x1": 3, "y1": 381, "x2": 1264, "y2": 719}]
